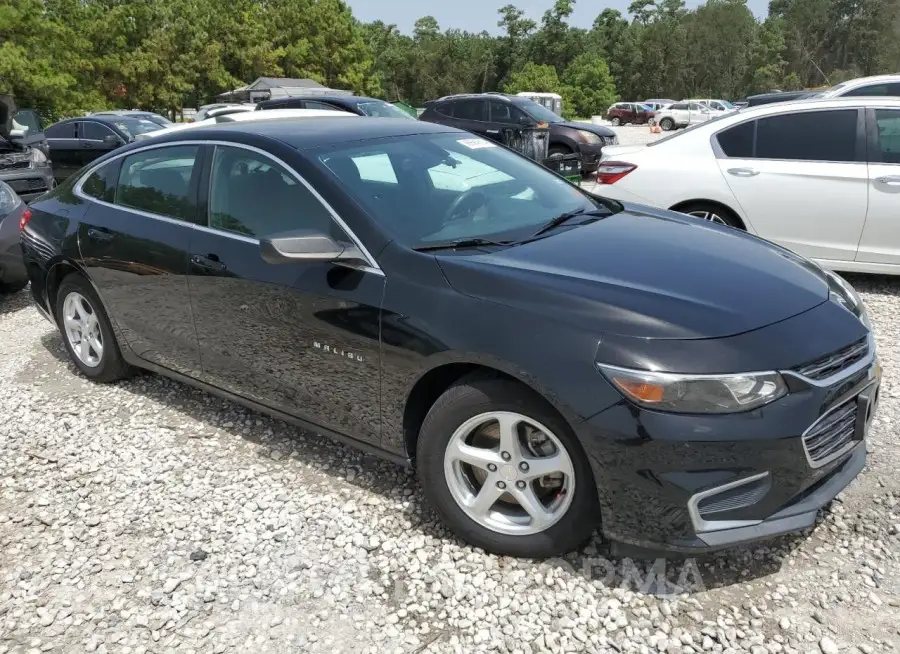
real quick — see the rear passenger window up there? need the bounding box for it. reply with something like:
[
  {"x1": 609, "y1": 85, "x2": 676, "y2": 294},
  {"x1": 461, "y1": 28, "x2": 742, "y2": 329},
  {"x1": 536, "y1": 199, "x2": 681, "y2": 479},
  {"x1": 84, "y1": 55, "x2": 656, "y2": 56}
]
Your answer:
[
  {"x1": 81, "y1": 162, "x2": 119, "y2": 203},
  {"x1": 717, "y1": 121, "x2": 755, "y2": 157},
  {"x1": 116, "y1": 145, "x2": 199, "y2": 221},
  {"x1": 208, "y1": 146, "x2": 339, "y2": 239},
  {"x1": 755, "y1": 110, "x2": 858, "y2": 162},
  {"x1": 844, "y1": 83, "x2": 900, "y2": 98},
  {"x1": 451, "y1": 100, "x2": 486, "y2": 121},
  {"x1": 874, "y1": 109, "x2": 900, "y2": 164}
]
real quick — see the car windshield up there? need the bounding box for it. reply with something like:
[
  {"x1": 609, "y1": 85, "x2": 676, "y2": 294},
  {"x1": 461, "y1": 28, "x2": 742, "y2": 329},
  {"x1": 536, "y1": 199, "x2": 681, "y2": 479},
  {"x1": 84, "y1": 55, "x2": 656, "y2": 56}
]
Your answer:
[
  {"x1": 315, "y1": 132, "x2": 613, "y2": 248},
  {"x1": 356, "y1": 101, "x2": 414, "y2": 119},
  {"x1": 719, "y1": 100, "x2": 736, "y2": 109},
  {"x1": 512, "y1": 98, "x2": 564, "y2": 123},
  {"x1": 113, "y1": 118, "x2": 164, "y2": 139}
]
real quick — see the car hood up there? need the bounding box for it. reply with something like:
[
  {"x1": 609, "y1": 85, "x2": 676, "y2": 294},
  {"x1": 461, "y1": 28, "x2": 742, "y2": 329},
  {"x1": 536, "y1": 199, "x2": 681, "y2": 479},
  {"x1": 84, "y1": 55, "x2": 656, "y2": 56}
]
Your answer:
[
  {"x1": 555, "y1": 121, "x2": 615, "y2": 137},
  {"x1": 436, "y1": 205, "x2": 830, "y2": 340}
]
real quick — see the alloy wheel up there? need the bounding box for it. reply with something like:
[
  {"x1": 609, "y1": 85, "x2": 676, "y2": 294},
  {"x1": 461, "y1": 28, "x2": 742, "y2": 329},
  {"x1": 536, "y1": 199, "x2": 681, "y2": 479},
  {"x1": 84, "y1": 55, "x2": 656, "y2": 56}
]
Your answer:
[
  {"x1": 443, "y1": 411, "x2": 575, "y2": 536},
  {"x1": 62, "y1": 291, "x2": 103, "y2": 368},
  {"x1": 687, "y1": 210, "x2": 728, "y2": 225}
]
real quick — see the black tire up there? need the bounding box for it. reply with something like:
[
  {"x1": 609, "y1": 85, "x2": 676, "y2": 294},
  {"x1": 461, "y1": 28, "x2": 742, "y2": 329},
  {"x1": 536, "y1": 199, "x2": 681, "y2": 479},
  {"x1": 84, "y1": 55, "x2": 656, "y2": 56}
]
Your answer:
[
  {"x1": 676, "y1": 202, "x2": 743, "y2": 229},
  {"x1": 0, "y1": 280, "x2": 27, "y2": 295},
  {"x1": 548, "y1": 144, "x2": 572, "y2": 158},
  {"x1": 610, "y1": 117, "x2": 621, "y2": 126},
  {"x1": 55, "y1": 274, "x2": 133, "y2": 382},
  {"x1": 659, "y1": 117, "x2": 675, "y2": 131},
  {"x1": 416, "y1": 375, "x2": 599, "y2": 558}
]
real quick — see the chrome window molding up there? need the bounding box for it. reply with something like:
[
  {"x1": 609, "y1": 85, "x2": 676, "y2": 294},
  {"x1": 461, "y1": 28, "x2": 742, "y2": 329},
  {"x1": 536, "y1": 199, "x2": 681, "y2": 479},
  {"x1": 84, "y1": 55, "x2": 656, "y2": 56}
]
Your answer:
[
  {"x1": 72, "y1": 138, "x2": 384, "y2": 276},
  {"x1": 687, "y1": 472, "x2": 769, "y2": 534}
]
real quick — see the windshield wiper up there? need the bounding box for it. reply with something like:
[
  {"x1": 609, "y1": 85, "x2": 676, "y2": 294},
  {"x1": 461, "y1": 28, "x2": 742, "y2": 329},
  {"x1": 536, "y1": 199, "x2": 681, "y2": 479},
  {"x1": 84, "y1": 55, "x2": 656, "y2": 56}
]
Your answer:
[
  {"x1": 414, "y1": 237, "x2": 517, "y2": 252},
  {"x1": 526, "y1": 208, "x2": 607, "y2": 240}
]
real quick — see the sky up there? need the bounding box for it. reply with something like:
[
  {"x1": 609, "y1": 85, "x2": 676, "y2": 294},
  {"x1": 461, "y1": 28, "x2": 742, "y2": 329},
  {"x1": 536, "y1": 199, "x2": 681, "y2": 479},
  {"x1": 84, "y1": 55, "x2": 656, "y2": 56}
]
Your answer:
[{"x1": 345, "y1": 0, "x2": 770, "y2": 34}]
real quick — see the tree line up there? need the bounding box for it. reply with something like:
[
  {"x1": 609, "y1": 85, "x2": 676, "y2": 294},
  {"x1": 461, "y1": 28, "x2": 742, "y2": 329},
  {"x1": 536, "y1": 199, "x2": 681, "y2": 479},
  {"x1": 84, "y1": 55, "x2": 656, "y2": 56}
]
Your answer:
[{"x1": 2, "y1": 0, "x2": 899, "y2": 122}]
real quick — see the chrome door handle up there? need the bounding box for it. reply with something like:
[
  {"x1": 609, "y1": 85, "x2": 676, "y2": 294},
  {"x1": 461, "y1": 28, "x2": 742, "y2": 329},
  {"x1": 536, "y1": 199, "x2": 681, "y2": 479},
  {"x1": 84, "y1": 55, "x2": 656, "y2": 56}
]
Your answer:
[
  {"x1": 486, "y1": 130, "x2": 500, "y2": 134},
  {"x1": 727, "y1": 168, "x2": 759, "y2": 177},
  {"x1": 875, "y1": 175, "x2": 900, "y2": 186}
]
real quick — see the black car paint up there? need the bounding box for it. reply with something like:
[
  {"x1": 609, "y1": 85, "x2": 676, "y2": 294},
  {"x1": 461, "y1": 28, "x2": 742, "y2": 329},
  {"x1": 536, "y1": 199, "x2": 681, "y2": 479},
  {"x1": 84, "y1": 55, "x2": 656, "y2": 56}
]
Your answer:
[
  {"x1": 0, "y1": 199, "x2": 28, "y2": 289},
  {"x1": 21, "y1": 118, "x2": 876, "y2": 554},
  {"x1": 419, "y1": 95, "x2": 616, "y2": 172}
]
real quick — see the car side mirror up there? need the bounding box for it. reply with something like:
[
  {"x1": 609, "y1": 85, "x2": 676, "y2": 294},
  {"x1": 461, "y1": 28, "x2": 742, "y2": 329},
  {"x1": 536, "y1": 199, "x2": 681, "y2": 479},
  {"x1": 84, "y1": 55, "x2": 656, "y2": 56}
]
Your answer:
[
  {"x1": 104, "y1": 134, "x2": 124, "y2": 147},
  {"x1": 260, "y1": 230, "x2": 369, "y2": 268},
  {"x1": 8, "y1": 128, "x2": 26, "y2": 140}
]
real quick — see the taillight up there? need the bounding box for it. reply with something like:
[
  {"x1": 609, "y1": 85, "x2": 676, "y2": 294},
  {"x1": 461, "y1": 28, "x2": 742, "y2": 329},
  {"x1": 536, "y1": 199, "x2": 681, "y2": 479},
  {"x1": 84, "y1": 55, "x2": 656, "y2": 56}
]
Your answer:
[
  {"x1": 596, "y1": 161, "x2": 637, "y2": 185},
  {"x1": 18, "y1": 208, "x2": 32, "y2": 232}
]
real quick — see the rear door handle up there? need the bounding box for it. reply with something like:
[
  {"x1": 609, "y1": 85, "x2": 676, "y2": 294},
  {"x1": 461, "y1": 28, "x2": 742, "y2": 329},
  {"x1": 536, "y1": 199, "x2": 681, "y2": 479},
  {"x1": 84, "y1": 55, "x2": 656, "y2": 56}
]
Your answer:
[
  {"x1": 87, "y1": 227, "x2": 114, "y2": 242},
  {"x1": 191, "y1": 254, "x2": 226, "y2": 272},
  {"x1": 875, "y1": 175, "x2": 900, "y2": 187},
  {"x1": 727, "y1": 167, "x2": 760, "y2": 177}
]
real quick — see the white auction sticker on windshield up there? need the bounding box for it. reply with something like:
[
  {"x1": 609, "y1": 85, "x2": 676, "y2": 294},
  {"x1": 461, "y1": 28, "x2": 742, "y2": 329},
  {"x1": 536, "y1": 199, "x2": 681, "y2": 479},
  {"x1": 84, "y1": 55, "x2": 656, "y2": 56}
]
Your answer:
[{"x1": 457, "y1": 138, "x2": 497, "y2": 149}]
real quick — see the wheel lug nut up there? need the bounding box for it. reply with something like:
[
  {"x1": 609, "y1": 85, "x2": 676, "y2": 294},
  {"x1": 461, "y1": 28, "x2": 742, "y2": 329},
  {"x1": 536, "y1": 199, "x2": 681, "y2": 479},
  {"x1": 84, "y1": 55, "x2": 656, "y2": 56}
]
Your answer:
[
  {"x1": 496, "y1": 481, "x2": 506, "y2": 489},
  {"x1": 501, "y1": 451, "x2": 511, "y2": 461},
  {"x1": 519, "y1": 462, "x2": 529, "y2": 472},
  {"x1": 487, "y1": 463, "x2": 497, "y2": 472},
  {"x1": 516, "y1": 481, "x2": 526, "y2": 489}
]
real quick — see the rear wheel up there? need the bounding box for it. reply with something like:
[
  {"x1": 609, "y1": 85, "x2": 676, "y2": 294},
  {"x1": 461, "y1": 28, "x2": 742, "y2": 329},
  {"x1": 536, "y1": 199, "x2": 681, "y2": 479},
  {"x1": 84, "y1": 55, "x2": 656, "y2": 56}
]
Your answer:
[
  {"x1": 55, "y1": 274, "x2": 133, "y2": 382},
  {"x1": 417, "y1": 376, "x2": 599, "y2": 557},
  {"x1": 677, "y1": 202, "x2": 743, "y2": 228},
  {"x1": 659, "y1": 117, "x2": 675, "y2": 131}
]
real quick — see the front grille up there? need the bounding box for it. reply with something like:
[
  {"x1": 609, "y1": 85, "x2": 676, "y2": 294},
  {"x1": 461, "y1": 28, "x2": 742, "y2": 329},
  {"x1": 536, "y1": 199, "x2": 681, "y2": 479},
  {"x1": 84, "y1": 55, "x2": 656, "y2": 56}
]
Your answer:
[
  {"x1": 794, "y1": 337, "x2": 868, "y2": 381},
  {"x1": 803, "y1": 400, "x2": 858, "y2": 467},
  {"x1": 7, "y1": 178, "x2": 48, "y2": 194},
  {"x1": 602, "y1": 136, "x2": 617, "y2": 146},
  {"x1": 0, "y1": 160, "x2": 30, "y2": 170},
  {"x1": 697, "y1": 475, "x2": 771, "y2": 516}
]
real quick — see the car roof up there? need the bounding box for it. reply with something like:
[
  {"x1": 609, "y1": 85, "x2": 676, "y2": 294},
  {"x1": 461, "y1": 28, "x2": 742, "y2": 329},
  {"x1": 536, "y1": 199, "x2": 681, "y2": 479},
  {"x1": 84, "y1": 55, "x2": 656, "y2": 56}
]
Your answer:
[
  {"x1": 222, "y1": 108, "x2": 357, "y2": 122},
  {"x1": 152, "y1": 116, "x2": 461, "y2": 150}
]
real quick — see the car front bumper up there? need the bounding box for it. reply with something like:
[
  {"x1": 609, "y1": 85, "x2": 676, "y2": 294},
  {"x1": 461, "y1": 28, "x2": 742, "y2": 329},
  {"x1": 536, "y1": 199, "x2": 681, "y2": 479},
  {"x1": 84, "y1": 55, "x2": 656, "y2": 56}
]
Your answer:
[
  {"x1": 1, "y1": 163, "x2": 55, "y2": 202},
  {"x1": 578, "y1": 339, "x2": 881, "y2": 555}
]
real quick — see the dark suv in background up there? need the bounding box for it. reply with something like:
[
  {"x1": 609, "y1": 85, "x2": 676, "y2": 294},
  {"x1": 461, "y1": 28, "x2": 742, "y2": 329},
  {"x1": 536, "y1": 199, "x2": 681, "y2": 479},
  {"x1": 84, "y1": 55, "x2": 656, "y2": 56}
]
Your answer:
[{"x1": 420, "y1": 93, "x2": 617, "y2": 173}]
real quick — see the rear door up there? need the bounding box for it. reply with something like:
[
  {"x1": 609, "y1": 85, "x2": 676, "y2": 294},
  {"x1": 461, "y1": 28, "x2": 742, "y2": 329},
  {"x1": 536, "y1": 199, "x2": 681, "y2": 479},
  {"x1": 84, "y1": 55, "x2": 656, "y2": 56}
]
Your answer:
[
  {"x1": 45, "y1": 121, "x2": 81, "y2": 183},
  {"x1": 186, "y1": 144, "x2": 385, "y2": 444},
  {"x1": 444, "y1": 99, "x2": 491, "y2": 139},
  {"x1": 714, "y1": 108, "x2": 868, "y2": 262},
  {"x1": 857, "y1": 107, "x2": 900, "y2": 265},
  {"x1": 77, "y1": 144, "x2": 203, "y2": 375}
]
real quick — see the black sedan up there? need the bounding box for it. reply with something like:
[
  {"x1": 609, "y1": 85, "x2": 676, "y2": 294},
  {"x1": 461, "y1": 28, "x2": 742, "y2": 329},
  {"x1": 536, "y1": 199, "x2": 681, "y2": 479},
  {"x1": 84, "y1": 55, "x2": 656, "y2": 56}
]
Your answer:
[
  {"x1": 256, "y1": 95, "x2": 415, "y2": 119},
  {"x1": 45, "y1": 115, "x2": 165, "y2": 183},
  {"x1": 21, "y1": 118, "x2": 880, "y2": 557}
]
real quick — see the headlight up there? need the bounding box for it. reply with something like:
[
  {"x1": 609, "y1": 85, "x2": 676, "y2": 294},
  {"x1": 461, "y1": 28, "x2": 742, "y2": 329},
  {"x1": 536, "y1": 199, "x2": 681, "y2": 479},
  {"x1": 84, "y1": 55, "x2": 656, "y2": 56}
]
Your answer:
[
  {"x1": 30, "y1": 147, "x2": 48, "y2": 164},
  {"x1": 576, "y1": 130, "x2": 603, "y2": 145},
  {"x1": 598, "y1": 365, "x2": 787, "y2": 414},
  {"x1": 825, "y1": 270, "x2": 870, "y2": 328},
  {"x1": 0, "y1": 181, "x2": 22, "y2": 215}
]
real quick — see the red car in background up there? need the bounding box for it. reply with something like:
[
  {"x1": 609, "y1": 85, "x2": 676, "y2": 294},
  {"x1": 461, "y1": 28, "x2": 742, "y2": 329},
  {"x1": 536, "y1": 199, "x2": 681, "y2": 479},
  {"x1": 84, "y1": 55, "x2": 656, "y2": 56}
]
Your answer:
[{"x1": 606, "y1": 102, "x2": 656, "y2": 126}]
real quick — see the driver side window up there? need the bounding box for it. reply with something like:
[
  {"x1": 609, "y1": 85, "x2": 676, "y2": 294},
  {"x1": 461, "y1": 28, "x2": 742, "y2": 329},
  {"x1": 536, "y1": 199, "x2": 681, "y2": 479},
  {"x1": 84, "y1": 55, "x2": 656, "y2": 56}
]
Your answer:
[{"x1": 208, "y1": 146, "x2": 340, "y2": 239}]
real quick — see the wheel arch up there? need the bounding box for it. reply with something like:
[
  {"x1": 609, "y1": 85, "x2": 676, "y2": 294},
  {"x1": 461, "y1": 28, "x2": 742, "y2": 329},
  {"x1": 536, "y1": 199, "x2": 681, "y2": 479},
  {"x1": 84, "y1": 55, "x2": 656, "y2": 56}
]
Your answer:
[
  {"x1": 668, "y1": 199, "x2": 748, "y2": 230},
  {"x1": 401, "y1": 358, "x2": 574, "y2": 461},
  {"x1": 44, "y1": 260, "x2": 126, "y2": 343}
]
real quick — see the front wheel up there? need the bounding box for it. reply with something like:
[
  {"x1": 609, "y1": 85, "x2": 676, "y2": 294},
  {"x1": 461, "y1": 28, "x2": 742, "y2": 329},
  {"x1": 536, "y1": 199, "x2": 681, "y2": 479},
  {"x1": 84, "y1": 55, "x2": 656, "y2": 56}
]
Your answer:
[
  {"x1": 417, "y1": 376, "x2": 599, "y2": 557},
  {"x1": 610, "y1": 117, "x2": 621, "y2": 126},
  {"x1": 659, "y1": 117, "x2": 675, "y2": 131}
]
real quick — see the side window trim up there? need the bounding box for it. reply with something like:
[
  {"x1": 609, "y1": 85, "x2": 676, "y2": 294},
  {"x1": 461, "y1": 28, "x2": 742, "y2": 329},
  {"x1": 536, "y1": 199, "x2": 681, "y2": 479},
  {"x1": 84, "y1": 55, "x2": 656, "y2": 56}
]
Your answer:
[{"x1": 73, "y1": 139, "x2": 382, "y2": 274}]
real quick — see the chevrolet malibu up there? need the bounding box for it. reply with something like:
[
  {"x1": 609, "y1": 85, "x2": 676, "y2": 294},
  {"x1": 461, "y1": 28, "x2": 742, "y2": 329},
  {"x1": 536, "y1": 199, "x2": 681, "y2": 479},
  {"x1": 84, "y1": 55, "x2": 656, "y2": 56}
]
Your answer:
[{"x1": 20, "y1": 118, "x2": 880, "y2": 557}]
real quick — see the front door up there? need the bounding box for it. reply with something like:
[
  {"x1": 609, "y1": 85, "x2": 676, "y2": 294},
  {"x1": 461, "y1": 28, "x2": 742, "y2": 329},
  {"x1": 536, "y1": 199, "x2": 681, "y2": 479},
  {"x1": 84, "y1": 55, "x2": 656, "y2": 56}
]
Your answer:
[
  {"x1": 46, "y1": 121, "x2": 82, "y2": 183},
  {"x1": 715, "y1": 108, "x2": 868, "y2": 262},
  {"x1": 77, "y1": 144, "x2": 203, "y2": 376},
  {"x1": 856, "y1": 107, "x2": 900, "y2": 265},
  {"x1": 187, "y1": 144, "x2": 385, "y2": 444},
  {"x1": 79, "y1": 121, "x2": 122, "y2": 167}
]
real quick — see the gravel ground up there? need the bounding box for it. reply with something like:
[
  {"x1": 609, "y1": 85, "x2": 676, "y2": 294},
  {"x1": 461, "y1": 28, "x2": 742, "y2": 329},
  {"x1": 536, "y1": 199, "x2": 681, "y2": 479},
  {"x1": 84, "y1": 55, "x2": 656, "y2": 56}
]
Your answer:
[{"x1": 1, "y1": 221, "x2": 898, "y2": 652}]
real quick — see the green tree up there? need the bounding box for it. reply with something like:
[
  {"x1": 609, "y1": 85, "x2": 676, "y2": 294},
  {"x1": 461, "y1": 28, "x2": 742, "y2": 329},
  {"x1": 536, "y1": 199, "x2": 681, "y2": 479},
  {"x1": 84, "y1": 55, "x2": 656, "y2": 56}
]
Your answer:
[
  {"x1": 503, "y1": 63, "x2": 563, "y2": 94},
  {"x1": 562, "y1": 53, "x2": 618, "y2": 117}
]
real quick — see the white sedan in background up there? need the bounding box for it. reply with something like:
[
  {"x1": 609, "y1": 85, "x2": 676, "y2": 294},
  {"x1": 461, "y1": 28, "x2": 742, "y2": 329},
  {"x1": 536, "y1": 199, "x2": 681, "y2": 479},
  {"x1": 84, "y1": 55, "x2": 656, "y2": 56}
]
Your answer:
[
  {"x1": 135, "y1": 108, "x2": 358, "y2": 140},
  {"x1": 591, "y1": 97, "x2": 900, "y2": 275}
]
